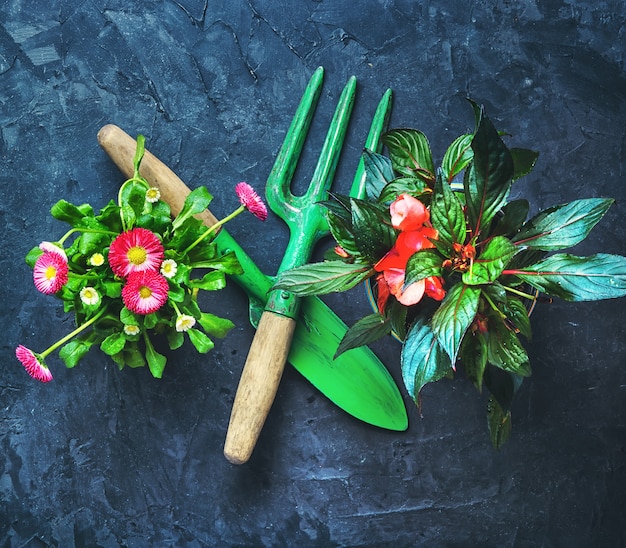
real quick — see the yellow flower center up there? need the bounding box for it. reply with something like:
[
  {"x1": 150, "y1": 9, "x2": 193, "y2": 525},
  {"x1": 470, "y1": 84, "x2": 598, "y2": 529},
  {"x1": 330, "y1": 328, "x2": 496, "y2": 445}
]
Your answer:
[
  {"x1": 139, "y1": 286, "x2": 152, "y2": 299},
  {"x1": 45, "y1": 265, "x2": 57, "y2": 280},
  {"x1": 127, "y1": 246, "x2": 147, "y2": 265},
  {"x1": 84, "y1": 289, "x2": 95, "y2": 299}
]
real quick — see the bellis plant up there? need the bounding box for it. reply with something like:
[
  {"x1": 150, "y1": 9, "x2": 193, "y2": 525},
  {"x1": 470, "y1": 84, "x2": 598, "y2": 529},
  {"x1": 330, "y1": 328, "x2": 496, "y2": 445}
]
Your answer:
[
  {"x1": 16, "y1": 136, "x2": 267, "y2": 382},
  {"x1": 275, "y1": 101, "x2": 626, "y2": 447}
]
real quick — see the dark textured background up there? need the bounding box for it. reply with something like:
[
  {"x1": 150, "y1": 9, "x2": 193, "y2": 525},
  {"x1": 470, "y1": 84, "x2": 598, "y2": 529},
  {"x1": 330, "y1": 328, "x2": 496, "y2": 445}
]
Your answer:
[{"x1": 2, "y1": 1, "x2": 625, "y2": 546}]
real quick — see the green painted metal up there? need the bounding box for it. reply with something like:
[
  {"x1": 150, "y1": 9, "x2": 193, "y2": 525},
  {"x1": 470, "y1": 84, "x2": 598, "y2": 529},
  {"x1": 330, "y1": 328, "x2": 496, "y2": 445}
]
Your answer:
[{"x1": 213, "y1": 68, "x2": 407, "y2": 431}]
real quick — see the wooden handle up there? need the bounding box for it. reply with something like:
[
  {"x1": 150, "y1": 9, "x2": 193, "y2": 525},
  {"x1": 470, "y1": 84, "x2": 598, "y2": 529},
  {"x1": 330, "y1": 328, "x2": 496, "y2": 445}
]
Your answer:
[
  {"x1": 97, "y1": 124, "x2": 219, "y2": 226},
  {"x1": 223, "y1": 311, "x2": 297, "y2": 464}
]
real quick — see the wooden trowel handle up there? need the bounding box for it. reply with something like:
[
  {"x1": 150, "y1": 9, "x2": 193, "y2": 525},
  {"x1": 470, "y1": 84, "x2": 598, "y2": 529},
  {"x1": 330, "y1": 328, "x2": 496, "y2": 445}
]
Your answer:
[
  {"x1": 97, "y1": 124, "x2": 219, "y2": 227},
  {"x1": 223, "y1": 310, "x2": 296, "y2": 464}
]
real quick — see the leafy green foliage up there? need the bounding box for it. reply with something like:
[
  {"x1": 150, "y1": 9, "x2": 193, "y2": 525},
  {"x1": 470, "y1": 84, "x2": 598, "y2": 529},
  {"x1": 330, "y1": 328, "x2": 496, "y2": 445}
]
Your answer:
[
  {"x1": 274, "y1": 99, "x2": 626, "y2": 448},
  {"x1": 23, "y1": 136, "x2": 248, "y2": 379}
]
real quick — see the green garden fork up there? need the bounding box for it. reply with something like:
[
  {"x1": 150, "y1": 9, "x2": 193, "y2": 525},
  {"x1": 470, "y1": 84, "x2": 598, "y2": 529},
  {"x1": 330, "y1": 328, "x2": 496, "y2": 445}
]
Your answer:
[{"x1": 224, "y1": 67, "x2": 389, "y2": 464}]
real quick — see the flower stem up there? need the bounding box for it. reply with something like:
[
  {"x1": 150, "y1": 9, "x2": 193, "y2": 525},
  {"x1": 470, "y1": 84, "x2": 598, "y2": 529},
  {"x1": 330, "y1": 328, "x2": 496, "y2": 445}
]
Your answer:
[
  {"x1": 40, "y1": 306, "x2": 108, "y2": 359},
  {"x1": 503, "y1": 285, "x2": 538, "y2": 301},
  {"x1": 183, "y1": 205, "x2": 244, "y2": 255},
  {"x1": 58, "y1": 227, "x2": 117, "y2": 246}
]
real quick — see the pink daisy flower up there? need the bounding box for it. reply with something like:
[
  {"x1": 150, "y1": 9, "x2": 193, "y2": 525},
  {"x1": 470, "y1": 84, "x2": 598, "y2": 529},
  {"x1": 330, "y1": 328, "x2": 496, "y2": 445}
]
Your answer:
[
  {"x1": 33, "y1": 251, "x2": 69, "y2": 294},
  {"x1": 235, "y1": 182, "x2": 268, "y2": 221},
  {"x1": 39, "y1": 241, "x2": 67, "y2": 261},
  {"x1": 16, "y1": 345, "x2": 53, "y2": 383},
  {"x1": 108, "y1": 227, "x2": 164, "y2": 278},
  {"x1": 122, "y1": 270, "x2": 169, "y2": 314}
]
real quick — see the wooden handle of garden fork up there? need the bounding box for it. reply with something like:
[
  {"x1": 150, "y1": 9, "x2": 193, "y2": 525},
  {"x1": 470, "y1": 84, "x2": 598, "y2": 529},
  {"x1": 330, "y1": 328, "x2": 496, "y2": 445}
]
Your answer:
[
  {"x1": 96, "y1": 124, "x2": 220, "y2": 227},
  {"x1": 223, "y1": 310, "x2": 296, "y2": 464}
]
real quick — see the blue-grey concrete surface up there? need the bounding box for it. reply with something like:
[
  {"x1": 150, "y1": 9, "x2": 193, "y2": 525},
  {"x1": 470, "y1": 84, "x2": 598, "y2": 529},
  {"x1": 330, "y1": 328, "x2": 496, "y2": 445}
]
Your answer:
[{"x1": 1, "y1": 1, "x2": 625, "y2": 546}]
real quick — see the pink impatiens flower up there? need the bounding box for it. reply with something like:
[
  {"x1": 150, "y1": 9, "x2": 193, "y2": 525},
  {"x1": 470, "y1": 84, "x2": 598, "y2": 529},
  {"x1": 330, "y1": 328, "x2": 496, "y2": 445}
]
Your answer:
[
  {"x1": 33, "y1": 251, "x2": 69, "y2": 294},
  {"x1": 16, "y1": 345, "x2": 53, "y2": 383},
  {"x1": 108, "y1": 227, "x2": 164, "y2": 278},
  {"x1": 235, "y1": 182, "x2": 268, "y2": 221},
  {"x1": 122, "y1": 270, "x2": 169, "y2": 314},
  {"x1": 374, "y1": 194, "x2": 446, "y2": 310}
]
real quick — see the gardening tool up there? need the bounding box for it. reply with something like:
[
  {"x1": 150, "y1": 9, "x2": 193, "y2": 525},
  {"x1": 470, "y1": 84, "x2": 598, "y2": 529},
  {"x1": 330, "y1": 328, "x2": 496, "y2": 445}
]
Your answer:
[
  {"x1": 223, "y1": 68, "x2": 387, "y2": 463},
  {"x1": 97, "y1": 69, "x2": 406, "y2": 462}
]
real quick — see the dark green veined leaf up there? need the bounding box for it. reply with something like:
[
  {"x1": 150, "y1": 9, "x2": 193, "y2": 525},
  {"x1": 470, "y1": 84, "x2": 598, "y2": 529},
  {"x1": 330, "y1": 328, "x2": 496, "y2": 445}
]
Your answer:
[
  {"x1": 492, "y1": 199, "x2": 530, "y2": 237},
  {"x1": 441, "y1": 133, "x2": 473, "y2": 183},
  {"x1": 506, "y1": 253, "x2": 626, "y2": 301},
  {"x1": 487, "y1": 316, "x2": 531, "y2": 376},
  {"x1": 188, "y1": 270, "x2": 226, "y2": 291},
  {"x1": 487, "y1": 396, "x2": 512, "y2": 449},
  {"x1": 463, "y1": 236, "x2": 517, "y2": 285},
  {"x1": 351, "y1": 198, "x2": 396, "y2": 263},
  {"x1": 431, "y1": 282, "x2": 481, "y2": 364},
  {"x1": 504, "y1": 297, "x2": 533, "y2": 340},
  {"x1": 326, "y1": 210, "x2": 360, "y2": 256},
  {"x1": 334, "y1": 313, "x2": 392, "y2": 358},
  {"x1": 59, "y1": 339, "x2": 94, "y2": 368},
  {"x1": 100, "y1": 332, "x2": 127, "y2": 356},
  {"x1": 460, "y1": 331, "x2": 487, "y2": 391},
  {"x1": 363, "y1": 150, "x2": 395, "y2": 200},
  {"x1": 430, "y1": 175, "x2": 466, "y2": 245},
  {"x1": 187, "y1": 328, "x2": 214, "y2": 353},
  {"x1": 172, "y1": 186, "x2": 213, "y2": 229},
  {"x1": 401, "y1": 317, "x2": 453, "y2": 401},
  {"x1": 483, "y1": 363, "x2": 523, "y2": 411},
  {"x1": 465, "y1": 110, "x2": 514, "y2": 236},
  {"x1": 510, "y1": 148, "x2": 539, "y2": 182},
  {"x1": 513, "y1": 198, "x2": 614, "y2": 251},
  {"x1": 198, "y1": 312, "x2": 235, "y2": 339},
  {"x1": 404, "y1": 249, "x2": 444, "y2": 287},
  {"x1": 274, "y1": 261, "x2": 374, "y2": 296},
  {"x1": 382, "y1": 129, "x2": 435, "y2": 183},
  {"x1": 378, "y1": 177, "x2": 429, "y2": 204}
]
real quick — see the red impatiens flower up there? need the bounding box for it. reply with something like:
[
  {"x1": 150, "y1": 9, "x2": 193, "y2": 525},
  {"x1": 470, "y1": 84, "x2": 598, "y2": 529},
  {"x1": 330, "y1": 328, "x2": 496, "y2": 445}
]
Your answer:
[
  {"x1": 33, "y1": 251, "x2": 69, "y2": 294},
  {"x1": 16, "y1": 345, "x2": 53, "y2": 382},
  {"x1": 235, "y1": 182, "x2": 268, "y2": 221},
  {"x1": 108, "y1": 227, "x2": 164, "y2": 278},
  {"x1": 374, "y1": 193, "x2": 446, "y2": 309},
  {"x1": 122, "y1": 270, "x2": 169, "y2": 314}
]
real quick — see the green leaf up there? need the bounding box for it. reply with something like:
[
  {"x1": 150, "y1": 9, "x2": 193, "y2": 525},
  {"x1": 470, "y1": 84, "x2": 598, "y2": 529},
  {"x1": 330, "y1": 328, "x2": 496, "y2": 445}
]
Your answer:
[
  {"x1": 504, "y1": 298, "x2": 532, "y2": 340},
  {"x1": 487, "y1": 317, "x2": 531, "y2": 376},
  {"x1": 378, "y1": 177, "x2": 429, "y2": 204},
  {"x1": 133, "y1": 134, "x2": 146, "y2": 174},
  {"x1": 441, "y1": 133, "x2": 473, "y2": 183},
  {"x1": 51, "y1": 200, "x2": 90, "y2": 225},
  {"x1": 25, "y1": 246, "x2": 43, "y2": 267},
  {"x1": 144, "y1": 333, "x2": 167, "y2": 378},
  {"x1": 363, "y1": 150, "x2": 395, "y2": 200},
  {"x1": 351, "y1": 198, "x2": 396, "y2": 263},
  {"x1": 100, "y1": 332, "x2": 127, "y2": 356},
  {"x1": 492, "y1": 199, "x2": 529, "y2": 236},
  {"x1": 334, "y1": 313, "x2": 392, "y2": 358},
  {"x1": 487, "y1": 396, "x2": 512, "y2": 449},
  {"x1": 382, "y1": 129, "x2": 435, "y2": 183},
  {"x1": 483, "y1": 364, "x2": 518, "y2": 411},
  {"x1": 198, "y1": 312, "x2": 235, "y2": 338},
  {"x1": 463, "y1": 236, "x2": 517, "y2": 285},
  {"x1": 404, "y1": 249, "x2": 444, "y2": 287},
  {"x1": 401, "y1": 317, "x2": 453, "y2": 400},
  {"x1": 167, "y1": 282, "x2": 186, "y2": 302},
  {"x1": 172, "y1": 186, "x2": 213, "y2": 229},
  {"x1": 167, "y1": 329, "x2": 185, "y2": 350},
  {"x1": 120, "y1": 180, "x2": 148, "y2": 226},
  {"x1": 513, "y1": 198, "x2": 614, "y2": 251},
  {"x1": 510, "y1": 148, "x2": 539, "y2": 182},
  {"x1": 507, "y1": 253, "x2": 626, "y2": 301},
  {"x1": 460, "y1": 331, "x2": 487, "y2": 391},
  {"x1": 188, "y1": 271, "x2": 226, "y2": 291},
  {"x1": 187, "y1": 328, "x2": 214, "y2": 353},
  {"x1": 274, "y1": 261, "x2": 374, "y2": 296},
  {"x1": 430, "y1": 175, "x2": 466, "y2": 245},
  {"x1": 59, "y1": 339, "x2": 93, "y2": 368},
  {"x1": 465, "y1": 110, "x2": 514, "y2": 236},
  {"x1": 431, "y1": 283, "x2": 481, "y2": 364},
  {"x1": 191, "y1": 251, "x2": 243, "y2": 275}
]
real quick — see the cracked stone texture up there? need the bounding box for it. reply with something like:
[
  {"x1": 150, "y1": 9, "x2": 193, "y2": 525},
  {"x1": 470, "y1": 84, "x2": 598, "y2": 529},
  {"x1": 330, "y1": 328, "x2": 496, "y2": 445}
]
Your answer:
[{"x1": 1, "y1": 1, "x2": 625, "y2": 546}]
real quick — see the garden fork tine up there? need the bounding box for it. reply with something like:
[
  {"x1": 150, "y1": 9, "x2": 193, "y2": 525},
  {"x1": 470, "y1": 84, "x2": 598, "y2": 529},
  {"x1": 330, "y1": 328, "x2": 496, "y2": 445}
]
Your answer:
[{"x1": 224, "y1": 68, "x2": 357, "y2": 464}]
